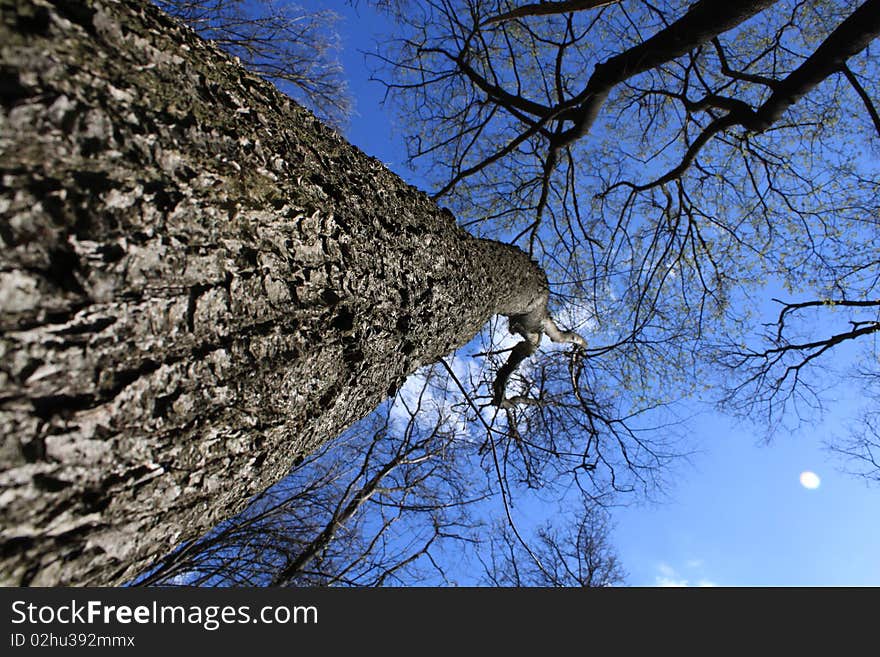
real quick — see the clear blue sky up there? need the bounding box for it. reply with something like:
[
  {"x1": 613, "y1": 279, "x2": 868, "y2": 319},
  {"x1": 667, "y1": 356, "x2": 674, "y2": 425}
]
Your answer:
[{"x1": 314, "y1": 0, "x2": 880, "y2": 586}]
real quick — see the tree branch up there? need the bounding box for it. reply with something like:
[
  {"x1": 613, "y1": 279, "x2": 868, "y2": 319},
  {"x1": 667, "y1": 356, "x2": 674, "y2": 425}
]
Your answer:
[
  {"x1": 481, "y1": 0, "x2": 620, "y2": 26},
  {"x1": 556, "y1": 0, "x2": 782, "y2": 146},
  {"x1": 617, "y1": 0, "x2": 880, "y2": 191},
  {"x1": 748, "y1": 0, "x2": 880, "y2": 132},
  {"x1": 841, "y1": 64, "x2": 880, "y2": 138}
]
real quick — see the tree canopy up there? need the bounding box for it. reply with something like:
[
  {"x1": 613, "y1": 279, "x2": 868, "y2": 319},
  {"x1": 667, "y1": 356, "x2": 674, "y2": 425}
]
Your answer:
[{"x1": 371, "y1": 0, "x2": 880, "y2": 480}]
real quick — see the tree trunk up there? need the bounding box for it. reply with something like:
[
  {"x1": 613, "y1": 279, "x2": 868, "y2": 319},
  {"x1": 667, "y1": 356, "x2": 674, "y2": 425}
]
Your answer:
[{"x1": 0, "y1": 0, "x2": 548, "y2": 585}]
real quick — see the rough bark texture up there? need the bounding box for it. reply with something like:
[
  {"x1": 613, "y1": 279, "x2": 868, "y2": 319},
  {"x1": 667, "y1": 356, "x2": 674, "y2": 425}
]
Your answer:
[{"x1": 0, "y1": 0, "x2": 548, "y2": 585}]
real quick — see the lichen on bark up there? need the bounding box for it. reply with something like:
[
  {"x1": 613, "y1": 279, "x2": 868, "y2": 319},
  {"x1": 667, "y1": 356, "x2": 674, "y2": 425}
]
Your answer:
[{"x1": 0, "y1": 0, "x2": 550, "y2": 584}]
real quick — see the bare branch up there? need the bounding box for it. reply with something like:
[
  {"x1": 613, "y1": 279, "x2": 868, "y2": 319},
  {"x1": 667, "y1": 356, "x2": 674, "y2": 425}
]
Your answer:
[
  {"x1": 619, "y1": 0, "x2": 880, "y2": 191},
  {"x1": 841, "y1": 64, "x2": 880, "y2": 138},
  {"x1": 481, "y1": 0, "x2": 621, "y2": 26}
]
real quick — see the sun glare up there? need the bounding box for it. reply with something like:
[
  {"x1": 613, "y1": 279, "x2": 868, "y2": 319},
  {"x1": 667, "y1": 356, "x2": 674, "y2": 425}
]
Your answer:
[{"x1": 799, "y1": 471, "x2": 821, "y2": 490}]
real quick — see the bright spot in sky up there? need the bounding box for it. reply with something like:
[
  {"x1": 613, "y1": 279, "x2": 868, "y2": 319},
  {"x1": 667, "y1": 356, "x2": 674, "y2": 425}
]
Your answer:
[{"x1": 799, "y1": 471, "x2": 821, "y2": 490}]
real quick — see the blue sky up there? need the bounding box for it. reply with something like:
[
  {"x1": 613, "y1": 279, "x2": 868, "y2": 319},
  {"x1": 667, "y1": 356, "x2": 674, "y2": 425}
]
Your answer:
[
  {"x1": 614, "y1": 407, "x2": 880, "y2": 586},
  {"x1": 312, "y1": 0, "x2": 880, "y2": 586}
]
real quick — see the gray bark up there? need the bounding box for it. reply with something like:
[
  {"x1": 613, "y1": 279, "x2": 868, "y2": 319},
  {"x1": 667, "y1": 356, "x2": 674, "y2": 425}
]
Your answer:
[{"x1": 0, "y1": 0, "x2": 548, "y2": 585}]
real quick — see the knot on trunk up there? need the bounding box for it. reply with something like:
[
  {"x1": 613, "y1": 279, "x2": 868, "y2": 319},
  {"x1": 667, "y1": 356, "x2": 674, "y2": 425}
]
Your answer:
[{"x1": 491, "y1": 298, "x2": 587, "y2": 408}]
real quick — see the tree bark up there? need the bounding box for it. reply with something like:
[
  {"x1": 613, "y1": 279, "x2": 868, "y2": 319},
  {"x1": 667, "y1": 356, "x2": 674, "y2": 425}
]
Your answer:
[{"x1": 0, "y1": 0, "x2": 548, "y2": 585}]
